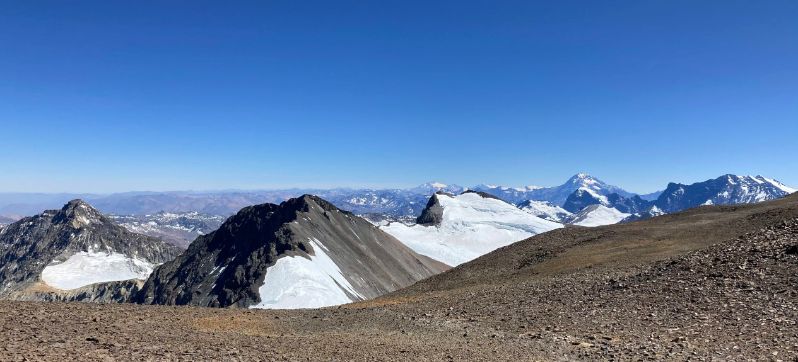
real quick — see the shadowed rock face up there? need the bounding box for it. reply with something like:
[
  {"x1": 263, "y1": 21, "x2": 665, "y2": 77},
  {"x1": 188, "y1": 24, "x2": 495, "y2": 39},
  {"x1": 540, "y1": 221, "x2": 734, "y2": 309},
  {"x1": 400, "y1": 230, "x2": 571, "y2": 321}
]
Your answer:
[
  {"x1": 0, "y1": 200, "x2": 181, "y2": 300},
  {"x1": 415, "y1": 193, "x2": 446, "y2": 226},
  {"x1": 136, "y1": 195, "x2": 448, "y2": 308}
]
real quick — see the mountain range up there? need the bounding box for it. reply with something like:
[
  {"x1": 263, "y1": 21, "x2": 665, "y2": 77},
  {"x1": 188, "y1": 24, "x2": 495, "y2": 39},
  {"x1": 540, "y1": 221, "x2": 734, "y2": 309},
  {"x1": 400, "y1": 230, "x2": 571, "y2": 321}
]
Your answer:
[
  {"x1": 558, "y1": 174, "x2": 795, "y2": 225},
  {"x1": 1, "y1": 174, "x2": 793, "y2": 224}
]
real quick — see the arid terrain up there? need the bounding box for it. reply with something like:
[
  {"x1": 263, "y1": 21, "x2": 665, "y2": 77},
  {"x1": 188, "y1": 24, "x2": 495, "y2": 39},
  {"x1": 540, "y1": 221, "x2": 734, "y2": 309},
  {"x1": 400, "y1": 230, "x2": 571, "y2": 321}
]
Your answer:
[{"x1": 1, "y1": 194, "x2": 796, "y2": 361}]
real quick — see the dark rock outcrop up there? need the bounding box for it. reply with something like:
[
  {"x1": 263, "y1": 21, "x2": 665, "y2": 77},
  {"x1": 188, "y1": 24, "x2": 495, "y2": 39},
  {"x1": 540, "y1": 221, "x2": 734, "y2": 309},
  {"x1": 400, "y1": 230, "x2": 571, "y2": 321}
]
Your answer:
[{"x1": 416, "y1": 192, "x2": 448, "y2": 226}]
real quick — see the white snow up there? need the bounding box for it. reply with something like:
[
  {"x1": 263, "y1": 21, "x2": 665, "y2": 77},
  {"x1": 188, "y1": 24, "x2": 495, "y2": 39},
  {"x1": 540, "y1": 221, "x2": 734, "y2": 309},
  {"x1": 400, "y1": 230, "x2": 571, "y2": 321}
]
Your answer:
[
  {"x1": 381, "y1": 193, "x2": 562, "y2": 266},
  {"x1": 572, "y1": 206, "x2": 630, "y2": 227},
  {"x1": 41, "y1": 251, "x2": 155, "y2": 290},
  {"x1": 579, "y1": 187, "x2": 609, "y2": 205},
  {"x1": 759, "y1": 176, "x2": 797, "y2": 194},
  {"x1": 519, "y1": 200, "x2": 572, "y2": 222},
  {"x1": 250, "y1": 238, "x2": 364, "y2": 310}
]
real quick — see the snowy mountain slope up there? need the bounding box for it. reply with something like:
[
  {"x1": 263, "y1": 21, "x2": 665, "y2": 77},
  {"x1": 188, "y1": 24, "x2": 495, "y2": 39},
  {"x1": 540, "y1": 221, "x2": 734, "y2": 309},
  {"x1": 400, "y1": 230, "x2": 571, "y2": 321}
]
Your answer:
[
  {"x1": 562, "y1": 188, "x2": 610, "y2": 213},
  {"x1": 568, "y1": 205, "x2": 631, "y2": 227},
  {"x1": 653, "y1": 175, "x2": 795, "y2": 213},
  {"x1": 517, "y1": 200, "x2": 572, "y2": 223},
  {"x1": 381, "y1": 192, "x2": 563, "y2": 266},
  {"x1": 136, "y1": 195, "x2": 447, "y2": 309},
  {"x1": 0, "y1": 200, "x2": 180, "y2": 300}
]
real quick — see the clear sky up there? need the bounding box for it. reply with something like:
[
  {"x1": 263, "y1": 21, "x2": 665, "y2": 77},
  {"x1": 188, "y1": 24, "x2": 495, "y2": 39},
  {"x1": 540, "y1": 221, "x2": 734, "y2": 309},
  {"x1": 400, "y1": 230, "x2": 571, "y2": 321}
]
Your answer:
[{"x1": 1, "y1": 1, "x2": 796, "y2": 194}]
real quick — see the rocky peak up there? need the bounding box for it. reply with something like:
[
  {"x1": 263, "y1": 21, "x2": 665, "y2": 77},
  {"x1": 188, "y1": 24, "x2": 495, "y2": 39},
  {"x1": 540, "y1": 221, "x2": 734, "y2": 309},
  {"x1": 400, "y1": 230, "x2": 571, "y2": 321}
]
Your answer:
[
  {"x1": 416, "y1": 193, "x2": 445, "y2": 226},
  {"x1": 53, "y1": 199, "x2": 106, "y2": 228}
]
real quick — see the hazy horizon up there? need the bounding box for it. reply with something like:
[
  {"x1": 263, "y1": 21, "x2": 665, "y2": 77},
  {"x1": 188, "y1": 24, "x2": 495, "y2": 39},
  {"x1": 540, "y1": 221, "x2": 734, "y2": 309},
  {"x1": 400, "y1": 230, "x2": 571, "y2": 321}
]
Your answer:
[{"x1": 0, "y1": 171, "x2": 795, "y2": 196}]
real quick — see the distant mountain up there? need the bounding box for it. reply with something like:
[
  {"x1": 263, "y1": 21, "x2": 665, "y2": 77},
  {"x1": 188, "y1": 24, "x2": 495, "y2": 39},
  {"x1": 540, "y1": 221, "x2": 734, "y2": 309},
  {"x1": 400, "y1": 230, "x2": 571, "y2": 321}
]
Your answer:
[
  {"x1": 0, "y1": 183, "x2": 461, "y2": 221},
  {"x1": 408, "y1": 182, "x2": 465, "y2": 195},
  {"x1": 135, "y1": 195, "x2": 447, "y2": 309},
  {"x1": 562, "y1": 188, "x2": 609, "y2": 213},
  {"x1": 563, "y1": 187, "x2": 652, "y2": 213},
  {"x1": 110, "y1": 212, "x2": 226, "y2": 248},
  {"x1": 0, "y1": 215, "x2": 16, "y2": 227},
  {"x1": 606, "y1": 194, "x2": 652, "y2": 214},
  {"x1": 621, "y1": 205, "x2": 666, "y2": 223},
  {"x1": 639, "y1": 190, "x2": 663, "y2": 201},
  {"x1": 517, "y1": 200, "x2": 572, "y2": 223},
  {"x1": 0, "y1": 200, "x2": 180, "y2": 302},
  {"x1": 90, "y1": 191, "x2": 295, "y2": 216},
  {"x1": 474, "y1": 173, "x2": 634, "y2": 206},
  {"x1": 381, "y1": 191, "x2": 563, "y2": 265},
  {"x1": 653, "y1": 175, "x2": 795, "y2": 213}
]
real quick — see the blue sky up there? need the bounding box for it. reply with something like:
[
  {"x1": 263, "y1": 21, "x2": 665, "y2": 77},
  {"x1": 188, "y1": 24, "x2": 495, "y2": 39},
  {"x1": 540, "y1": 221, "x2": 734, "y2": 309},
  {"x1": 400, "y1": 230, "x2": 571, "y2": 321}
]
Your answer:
[{"x1": 1, "y1": 1, "x2": 796, "y2": 194}]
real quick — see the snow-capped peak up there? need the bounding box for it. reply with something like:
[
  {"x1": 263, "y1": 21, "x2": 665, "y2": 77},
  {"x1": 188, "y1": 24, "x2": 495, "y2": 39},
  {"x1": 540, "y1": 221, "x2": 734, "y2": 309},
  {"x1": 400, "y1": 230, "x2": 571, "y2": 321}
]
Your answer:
[
  {"x1": 565, "y1": 173, "x2": 607, "y2": 193},
  {"x1": 381, "y1": 192, "x2": 562, "y2": 266}
]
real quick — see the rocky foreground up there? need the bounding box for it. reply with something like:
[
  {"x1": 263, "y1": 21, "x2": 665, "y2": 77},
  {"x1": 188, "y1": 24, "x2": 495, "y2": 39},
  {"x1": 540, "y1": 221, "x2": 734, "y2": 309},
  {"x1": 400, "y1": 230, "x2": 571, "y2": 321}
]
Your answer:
[{"x1": 0, "y1": 196, "x2": 797, "y2": 360}]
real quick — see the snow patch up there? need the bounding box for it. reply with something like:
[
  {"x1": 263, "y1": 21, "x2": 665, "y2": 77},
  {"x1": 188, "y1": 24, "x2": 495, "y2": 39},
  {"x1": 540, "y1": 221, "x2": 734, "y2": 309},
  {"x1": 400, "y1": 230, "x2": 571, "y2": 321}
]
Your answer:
[
  {"x1": 572, "y1": 206, "x2": 630, "y2": 227},
  {"x1": 519, "y1": 200, "x2": 572, "y2": 222},
  {"x1": 250, "y1": 238, "x2": 364, "y2": 309},
  {"x1": 41, "y1": 251, "x2": 155, "y2": 290}
]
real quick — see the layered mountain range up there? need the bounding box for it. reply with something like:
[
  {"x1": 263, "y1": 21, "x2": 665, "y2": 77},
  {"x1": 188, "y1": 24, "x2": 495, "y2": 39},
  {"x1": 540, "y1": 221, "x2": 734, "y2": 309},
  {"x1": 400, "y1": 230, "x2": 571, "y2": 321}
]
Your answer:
[
  {"x1": 0, "y1": 173, "x2": 793, "y2": 310},
  {"x1": 1, "y1": 174, "x2": 793, "y2": 225}
]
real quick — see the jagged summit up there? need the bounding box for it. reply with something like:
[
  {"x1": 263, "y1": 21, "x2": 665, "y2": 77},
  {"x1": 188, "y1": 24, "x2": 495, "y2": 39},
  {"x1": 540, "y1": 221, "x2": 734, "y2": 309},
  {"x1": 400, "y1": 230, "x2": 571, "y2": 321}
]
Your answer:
[{"x1": 53, "y1": 199, "x2": 107, "y2": 228}]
